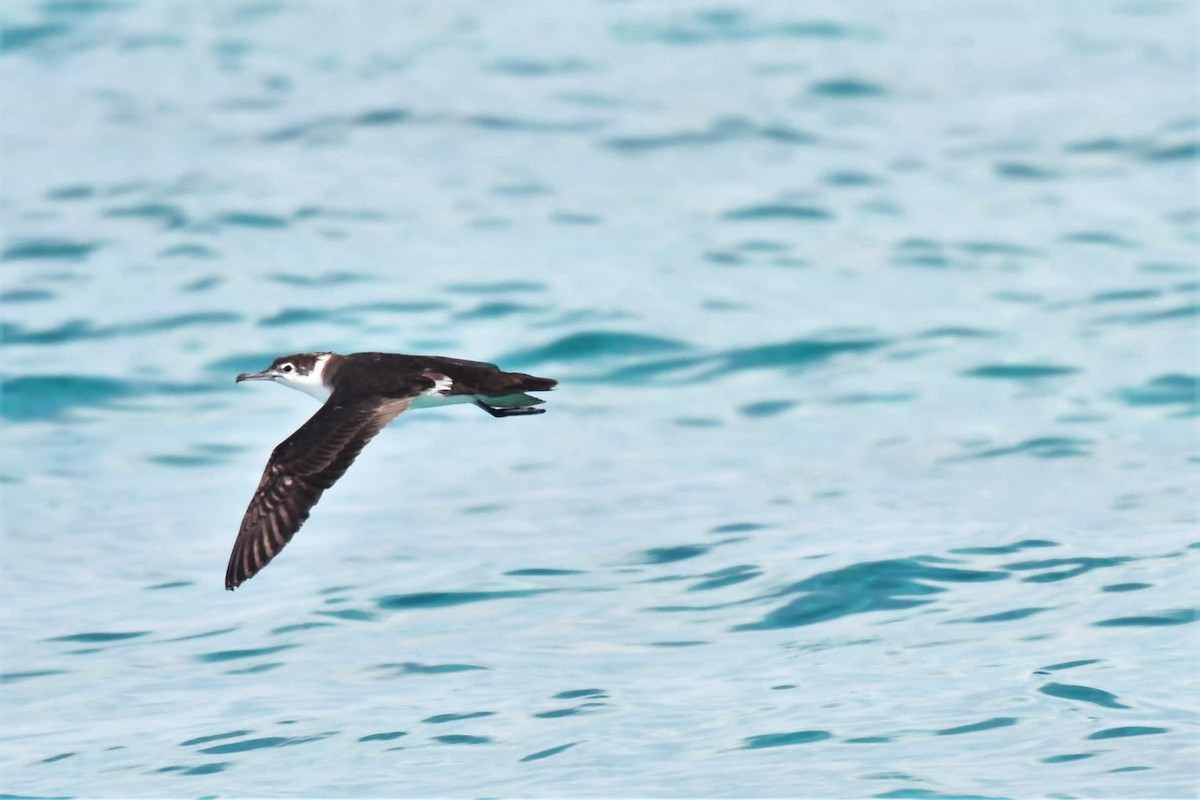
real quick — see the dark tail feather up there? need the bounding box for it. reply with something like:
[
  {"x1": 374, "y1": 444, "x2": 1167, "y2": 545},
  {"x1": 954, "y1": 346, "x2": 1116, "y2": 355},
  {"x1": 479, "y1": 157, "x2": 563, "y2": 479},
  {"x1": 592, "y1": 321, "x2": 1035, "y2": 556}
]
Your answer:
[
  {"x1": 515, "y1": 374, "x2": 557, "y2": 392},
  {"x1": 475, "y1": 371, "x2": 556, "y2": 417},
  {"x1": 483, "y1": 371, "x2": 557, "y2": 396}
]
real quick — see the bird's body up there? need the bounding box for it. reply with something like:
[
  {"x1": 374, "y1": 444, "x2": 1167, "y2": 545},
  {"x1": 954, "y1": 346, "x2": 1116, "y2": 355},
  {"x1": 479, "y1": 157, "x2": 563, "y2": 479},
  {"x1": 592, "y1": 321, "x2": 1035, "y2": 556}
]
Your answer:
[{"x1": 226, "y1": 351, "x2": 556, "y2": 590}]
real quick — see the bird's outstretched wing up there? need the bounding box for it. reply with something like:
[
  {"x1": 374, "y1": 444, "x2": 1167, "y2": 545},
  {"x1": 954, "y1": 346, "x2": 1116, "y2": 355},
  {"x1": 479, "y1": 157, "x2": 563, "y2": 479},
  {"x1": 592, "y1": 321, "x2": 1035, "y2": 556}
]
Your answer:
[{"x1": 225, "y1": 392, "x2": 413, "y2": 589}]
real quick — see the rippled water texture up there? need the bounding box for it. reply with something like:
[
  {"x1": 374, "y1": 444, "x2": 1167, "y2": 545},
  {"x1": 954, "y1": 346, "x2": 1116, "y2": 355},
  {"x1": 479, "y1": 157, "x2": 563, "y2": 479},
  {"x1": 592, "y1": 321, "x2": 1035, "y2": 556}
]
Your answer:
[{"x1": 2, "y1": 1, "x2": 1198, "y2": 797}]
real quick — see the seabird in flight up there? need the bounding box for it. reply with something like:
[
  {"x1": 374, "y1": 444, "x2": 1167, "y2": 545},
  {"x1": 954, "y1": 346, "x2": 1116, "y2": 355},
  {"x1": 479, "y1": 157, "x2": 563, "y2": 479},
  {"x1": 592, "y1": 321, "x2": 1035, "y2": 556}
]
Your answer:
[{"x1": 226, "y1": 351, "x2": 556, "y2": 590}]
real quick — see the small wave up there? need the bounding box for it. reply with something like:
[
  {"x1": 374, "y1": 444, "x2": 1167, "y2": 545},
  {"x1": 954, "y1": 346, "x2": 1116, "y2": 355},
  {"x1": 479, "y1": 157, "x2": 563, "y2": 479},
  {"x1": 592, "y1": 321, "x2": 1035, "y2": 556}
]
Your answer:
[
  {"x1": 446, "y1": 281, "x2": 546, "y2": 294},
  {"x1": 454, "y1": 301, "x2": 543, "y2": 320},
  {"x1": 612, "y1": 11, "x2": 855, "y2": 46},
  {"x1": 1, "y1": 670, "x2": 68, "y2": 683},
  {"x1": 711, "y1": 337, "x2": 886, "y2": 376},
  {"x1": 159, "y1": 243, "x2": 217, "y2": 259},
  {"x1": 2, "y1": 238, "x2": 101, "y2": 262},
  {"x1": 180, "y1": 730, "x2": 253, "y2": 747},
  {"x1": 935, "y1": 717, "x2": 1018, "y2": 736},
  {"x1": 722, "y1": 203, "x2": 832, "y2": 222},
  {"x1": 641, "y1": 544, "x2": 709, "y2": 564},
  {"x1": 433, "y1": 734, "x2": 491, "y2": 745},
  {"x1": 1141, "y1": 141, "x2": 1198, "y2": 161},
  {"x1": 195, "y1": 644, "x2": 298, "y2": 663},
  {"x1": 257, "y1": 301, "x2": 445, "y2": 327},
  {"x1": 1061, "y1": 231, "x2": 1138, "y2": 248},
  {"x1": 488, "y1": 58, "x2": 590, "y2": 76},
  {"x1": 734, "y1": 558, "x2": 1008, "y2": 631},
  {"x1": 994, "y1": 162, "x2": 1059, "y2": 180},
  {"x1": 1003, "y1": 556, "x2": 1131, "y2": 584},
  {"x1": 46, "y1": 184, "x2": 95, "y2": 200},
  {"x1": 423, "y1": 712, "x2": 495, "y2": 724},
  {"x1": 604, "y1": 118, "x2": 815, "y2": 152},
  {"x1": 1, "y1": 288, "x2": 56, "y2": 303},
  {"x1": 520, "y1": 742, "x2": 578, "y2": 761},
  {"x1": 954, "y1": 436, "x2": 1093, "y2": 460},
  {"x1": 268, "y1": 271, "x2": 371, "y2": 287},
  {"x1": 741, "y1": 730, "x2": 833, "y2": 749},
  {"x1": 1093, "y1": 608, "x2": 1196, "y2": 627},
  {"x1": 950, "y1": 539, "x2": 1058, "y2": 556},
  {"x1": 1100, "y1": 304, "x2": 1199, "y2": 326},
  {"x1": 1113, "y1": 374, "x2": 1197, "y2": 410},
  {"x1": 1086, "y1": 726, "x2": 1169, "y2": 740},
  {"x1": 963, "y1": 607, "x2": 1051, "y2": 623},
  {"x1": 197, "y1": 733, "x2": 333, "y2": 754},
  {"x1": 104, "y1": 203, "x2": 188, "y2": 230},
  {"x1": 52, "y1": 631, "x2": 148, "y2": 643},
  {"x1": 808, "y1": 78, "x2": 886, "y2": 98},
  {"x1": 1039, "y1": 682, "x2": 1130, "y2": 709},
  {"x1": 1, "y1": 375, "x2": 138, "y2": 421},
  {"x1": 376, "y1": 590, "x2": 551, "y2": 611},
  {"x1": 3, "y1": 312, "x2": 240, "y2": 347},
  {"x1": 688, "y1": 565, "x2": 761, "y2": 592},
  {"x1": 961, "y1": 364, "x2": 1079, "y2": 380},
  {"x1": 739, "y1": 400, "x2": 796, "y2": 417},
  {"x1": 0, "y1": 22, "x2": 71, "y2": 54},
  {"x1": 503, "y1": 331, "x2": 692, "y2": 366},
  {"x1": 1090, "y1": 288, "x2": 1162, "y2": 303},
  {"x1": 505, "y1": 568, "x2": 584, "y2": 576},
  {"x1": 466, "y1": 114, "x2": 600, "y2": 134},
  {"x1": 373, "y1": 662, "x2": 487, "y2": 675},
  {"x1": 353, "y1": 107, "x2": 410, "y2": 127},
  {"x1": 217, "y1": 211, "x2": 289, "y2": 229}
]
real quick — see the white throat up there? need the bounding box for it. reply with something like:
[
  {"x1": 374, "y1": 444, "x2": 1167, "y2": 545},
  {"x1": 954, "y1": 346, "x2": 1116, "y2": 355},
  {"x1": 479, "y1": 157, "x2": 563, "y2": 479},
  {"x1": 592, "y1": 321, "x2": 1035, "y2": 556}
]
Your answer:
[{"x1": 278, "y1": 353, "x2": 332, "y2": 401}]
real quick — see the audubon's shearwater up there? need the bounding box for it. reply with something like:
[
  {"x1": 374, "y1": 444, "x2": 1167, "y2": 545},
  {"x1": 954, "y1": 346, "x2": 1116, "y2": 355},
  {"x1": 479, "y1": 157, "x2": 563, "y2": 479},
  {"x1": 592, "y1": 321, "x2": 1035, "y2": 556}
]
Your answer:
[{"x1": 226, "y1": 351, "x2": 557, "y2": 589}]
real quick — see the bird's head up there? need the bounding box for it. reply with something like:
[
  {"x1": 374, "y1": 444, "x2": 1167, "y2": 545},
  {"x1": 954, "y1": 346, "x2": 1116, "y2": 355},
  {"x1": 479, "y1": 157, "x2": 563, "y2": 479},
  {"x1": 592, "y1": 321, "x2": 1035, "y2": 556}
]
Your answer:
[{"x1": 236, "y1": 352, "x2": 333, "y2": 400}]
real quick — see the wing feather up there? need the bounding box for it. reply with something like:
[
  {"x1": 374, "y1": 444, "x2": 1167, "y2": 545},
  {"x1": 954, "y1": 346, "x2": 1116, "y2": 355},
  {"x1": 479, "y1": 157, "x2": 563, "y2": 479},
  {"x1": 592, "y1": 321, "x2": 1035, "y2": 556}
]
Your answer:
[{"x1": 225, "y1": 393, "x2": 413, "y2": 589}]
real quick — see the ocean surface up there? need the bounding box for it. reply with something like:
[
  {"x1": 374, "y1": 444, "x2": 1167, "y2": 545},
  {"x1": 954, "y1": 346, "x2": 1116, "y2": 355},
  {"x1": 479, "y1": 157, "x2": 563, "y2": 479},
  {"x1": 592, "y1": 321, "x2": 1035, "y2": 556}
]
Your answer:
[{"x1": 1, "y1": 1, "x2": 1198, "y2": 797}]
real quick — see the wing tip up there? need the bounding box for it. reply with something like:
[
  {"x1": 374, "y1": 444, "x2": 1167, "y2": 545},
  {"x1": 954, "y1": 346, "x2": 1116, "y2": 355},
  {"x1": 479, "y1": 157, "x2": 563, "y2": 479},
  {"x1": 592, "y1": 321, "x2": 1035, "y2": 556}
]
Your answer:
[{"x1": 225, "y1": 559, "x2": 246, "y2": 590}]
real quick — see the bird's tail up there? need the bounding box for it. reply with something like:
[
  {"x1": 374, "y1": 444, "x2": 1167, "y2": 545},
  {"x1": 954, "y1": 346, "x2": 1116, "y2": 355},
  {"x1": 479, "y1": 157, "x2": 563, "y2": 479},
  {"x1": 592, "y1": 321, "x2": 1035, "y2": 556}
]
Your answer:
[{"x1": 478, "y1": 372, "x2": 556, "y2": 408}]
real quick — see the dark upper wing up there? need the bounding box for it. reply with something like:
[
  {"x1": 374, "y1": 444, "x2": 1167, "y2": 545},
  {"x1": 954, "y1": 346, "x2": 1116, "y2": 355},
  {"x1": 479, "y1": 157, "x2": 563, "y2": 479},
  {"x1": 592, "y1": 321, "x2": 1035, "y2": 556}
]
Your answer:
[{"x1": 225, "y1": 392, "x2": 414, "y2": 589}]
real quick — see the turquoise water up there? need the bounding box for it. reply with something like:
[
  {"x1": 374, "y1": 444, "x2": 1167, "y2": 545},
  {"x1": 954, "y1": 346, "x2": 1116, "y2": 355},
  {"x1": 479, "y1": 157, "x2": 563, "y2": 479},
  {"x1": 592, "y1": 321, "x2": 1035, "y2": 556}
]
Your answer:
[{"x1": 2, "y1": 1, "x2": 1198, "y2": 797}]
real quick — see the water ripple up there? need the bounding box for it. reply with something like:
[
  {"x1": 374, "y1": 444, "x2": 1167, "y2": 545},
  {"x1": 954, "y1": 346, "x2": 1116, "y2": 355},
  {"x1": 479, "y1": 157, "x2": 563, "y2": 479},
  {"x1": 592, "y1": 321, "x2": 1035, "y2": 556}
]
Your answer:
[
  {"x1": 955, "y1": 436, "x2": 1093, "y2": 460},
  {"x1": 1113, "y1": 374, "x2": 1197, "y2": 410},
  {"x1": 197, "y1": 733, "x2": 333, "y2": 754},
  {"x1": 1039, "y1": 682, "x2": 1129, "y2": 709},
  {"x1": 359, "y1": 731, "x2": 406, "y2": 742},
  {"x1": 195, "y1": 644, "x2": 298, "y2": 663},
  {"x1": 376, "y1": 590, "x2": 552, "y2": 611},
  {"x1": 1086, "y1": 726, "x2": 1169, "y2": 740},
  {"x1": 722, "y1": 203, "x2": 832, "y2": 222},
  {"x1": 735, "y1": 559, "x2": 1008, "y2": 631},
  {"x1": 2, "y1": 238, "x2": 101, "y2": 261},
  {"x1": 741, "y1": 730, "x2": 834, "y2": 749},
  {"x1": 809, "y1": 78, "x2": 887, "y2": 98},
  {"x1": 1, "y1": 376, "x2": 138, "y2": 421},
  {"x1": 3, "y1": 311, "x2": 241, "y2": 346},
  {"x1": 1002, "y1": 557, "x2": 1131, "y2": 583},
  {"x1": 935, "y1": 717, "x2": 1017, "y2": 736},
  {"x1": 503, "y1": 331, "x2": 692, "y2": 366},
  {"x1": 1092, "y1": 608, "x2": 1196, "y2": 627},
  {"x1": 51, "y1": 631, "x2": 148, "y2": 643},
  {"x1": 604, "y1": 118, "x2": 815, "y2": 152},
  {"x1": 961, "y1": 364, "x2": 1079, "y2": 380},
  {"x1": 520, "y1": 742, "x2": 579, "y2": 762},
  {"x1": 373, "y1": 662, "x2": 487, "y2": 676},
  {"x1": 612, "y1": 11, "x2": 856, "y2": 46}
]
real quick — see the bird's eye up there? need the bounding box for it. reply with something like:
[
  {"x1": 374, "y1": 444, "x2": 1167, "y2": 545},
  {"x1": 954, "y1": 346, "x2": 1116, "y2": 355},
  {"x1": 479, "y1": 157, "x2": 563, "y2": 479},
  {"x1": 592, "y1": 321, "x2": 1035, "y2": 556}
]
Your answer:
[{"x1": 281, "y1": 364, "x2": 294, "y2": 373}]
